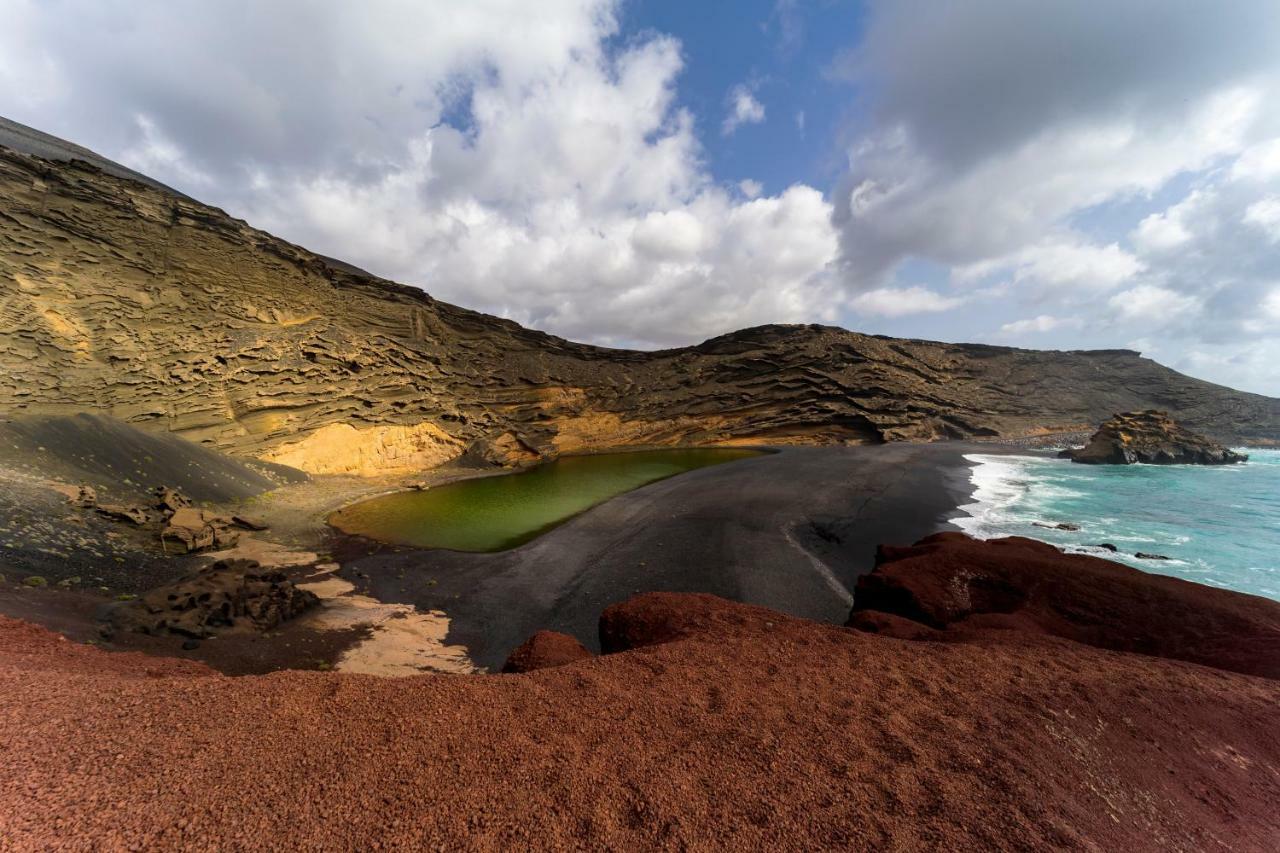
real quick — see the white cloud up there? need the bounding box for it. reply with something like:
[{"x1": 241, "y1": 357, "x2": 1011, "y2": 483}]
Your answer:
[
  {"x1": 1132, "y1": 202, "x2": 1196, "y2": 254},
  {"x1": 998, "y1": 315, "x2": 1081, "y2": 336},
  {"x1": 118, "y1": 114, "x2": 214, "y2": 188},
  {"x1": 849, "y1": 286, "x2": 964, "y2": 318},
  {"x1": 1107, "y1": 284, "x2": 1200, "y2": 322},
  {"x1": 827, "y1": 0, "x2": 1280, "y2": 394},
  {"x1": 836, "y1": 85, "x2": 1266, "y2": 279},
  {"x1": 722, "y1": 84, "x2": 766, "y2": 136},
  {"x1": 1243, "y1": 196, "x2": 1280, "y2": 241},
  {"x1": 0, "y1": 0, "x2": 836, "y2": 348},
  {"x1": 7, "y1": 0, "x2": 1280, "y2": 396},
  {"x1": 957, "y1": 239, "x2": 1143, "y2": 293},
  {"x1": 1265, "y1": 288, "x2": 1280, "y2": 319}
]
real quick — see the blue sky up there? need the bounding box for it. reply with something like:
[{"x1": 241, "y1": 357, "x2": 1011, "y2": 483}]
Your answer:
[
  {"x1": 622, "y1": 0, "x2": 865, "y2": 196},
  {"x1": 3, "y1": 0, "x2": 1280, "y2": 394}
]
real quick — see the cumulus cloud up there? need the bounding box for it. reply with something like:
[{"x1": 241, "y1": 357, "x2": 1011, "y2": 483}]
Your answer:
[
  {"x1": 722, "y1": 84, "x2": 766, "y2": 136},
  {"x1": 0, "y1": 0, "x2": 834, "y2": 347},
  {"x1": 849, "y1": 286, "x2": 964, "y2": 318},
  {"x1": 957, "y1": 239, "x2": 1143, "y2": 294},
  {"x1": 828, "y1": 0, "x2": 1280, "y2": 393},
  {"x1": 998, "y1": 315, "x2": 1082, "y2": 337},
  {"x1": 1107, "y1": 285, "x2": 1200, "y2": 323},
  {"x1": 1243, "y1": 197, "x2": 1280, "y2": 241},
  {"x1": 6, "y1": 0, "x2": 1280, "y2": 395}
]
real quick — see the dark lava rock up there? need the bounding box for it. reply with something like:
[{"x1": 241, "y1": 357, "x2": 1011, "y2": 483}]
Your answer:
[
  {"x1": 1061, "y1": 410, "x2": 1248, "y2": 465},
  {"x1": 1136, "y1": 552, "x2": 1171, "y2": 561},
  {"x1": 502, "y1": 630, "x2": 593, "y2": 673},
  {"x1": 93, "y1": 504, "x2": 149, "y2": 525},
  {"x1": 159, "y1": 507, "x2": 240, "y2": 554},
  {"x1": 1096, "y1": 543, "x2": 1118, "y2": 552},
  {"x1": 1033, "y1": 521, "x2": 1080, "y2": 531},
  {"x1": 850, "y1": 532, "x2": 1280, "y2": 680},
  {"x1": 109, "y1": 559, "x2": 319, "y2": 639}
]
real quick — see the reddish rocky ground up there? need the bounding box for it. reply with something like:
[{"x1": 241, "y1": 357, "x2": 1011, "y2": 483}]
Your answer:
[{"x1": 2, "y1": 535, "x2": 1279, "y2": 850}]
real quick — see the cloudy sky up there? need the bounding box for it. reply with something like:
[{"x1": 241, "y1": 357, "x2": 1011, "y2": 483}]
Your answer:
[{"x1": 3, "y1": 1, "x2": 1280, "y2": 395}]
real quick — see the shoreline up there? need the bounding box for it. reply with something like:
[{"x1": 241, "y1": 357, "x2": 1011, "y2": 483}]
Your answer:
[
  {"x1": 347, "y1": 442, "x2": 990, "y2": 670},
  {"x1": 1, "y1": 441, "x2": 998, "y2": 674},
  {"x1": 953, "y1": 446, "x2": 1280, "y2": 602}
]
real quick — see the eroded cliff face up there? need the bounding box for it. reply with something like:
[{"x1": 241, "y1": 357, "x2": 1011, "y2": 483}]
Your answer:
[
  {"x1": 2, "y1": 136, "x2": 1279, "y2": 476},
  {"x1": 1062, "y1": 410, "x2": 1248, "y2": 465}
]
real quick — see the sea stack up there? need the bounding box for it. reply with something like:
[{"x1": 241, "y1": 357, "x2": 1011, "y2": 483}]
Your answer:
[{"x1": 1061, "y1": 410, "x2": 1248, "y2": 465}]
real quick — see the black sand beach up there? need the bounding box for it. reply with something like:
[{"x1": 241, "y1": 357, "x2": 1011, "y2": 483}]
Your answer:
[{"x1": 344, "y1": 442, "x2": 990, "y2": 669}]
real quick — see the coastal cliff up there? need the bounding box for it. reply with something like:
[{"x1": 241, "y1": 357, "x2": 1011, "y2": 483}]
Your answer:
[{"x1": 3, "y1": 121, "x2": 1280, "y2": 477}]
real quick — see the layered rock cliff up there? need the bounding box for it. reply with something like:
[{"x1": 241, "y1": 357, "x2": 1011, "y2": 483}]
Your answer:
[
  {"x1": 1062, "y1": 410, "x2": 1248, "y2": 465},
  {"x1": 2, "y1": 119, "x2": 1278, "y2": 474}
]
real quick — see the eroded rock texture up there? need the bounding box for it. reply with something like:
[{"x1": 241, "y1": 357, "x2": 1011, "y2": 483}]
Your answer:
[
  {"x1": 108, "y1": 558, "x2": 320, "y2": 639},
  {"x1": 2, "y1": 129, "x2": 1278, "y2": 475},
  {"x1": 851, "y1": 532, "x2": 1280, "y2": 679},
  {"x1": 1062, "y1": 410, "x2": 1249, "y2": 465}
]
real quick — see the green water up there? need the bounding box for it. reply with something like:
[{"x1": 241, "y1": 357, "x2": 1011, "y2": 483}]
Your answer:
[{"x1": 330, "y1": 448, "x2": 767, "y2": 552}]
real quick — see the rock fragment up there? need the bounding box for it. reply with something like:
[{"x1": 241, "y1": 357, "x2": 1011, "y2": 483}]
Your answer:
[
  {"x1": 109, "y1": 559, "x2": 319, "y2": 638},
  {"x1": 502, "y1": 630, "x2": 592, "y2": 673}
]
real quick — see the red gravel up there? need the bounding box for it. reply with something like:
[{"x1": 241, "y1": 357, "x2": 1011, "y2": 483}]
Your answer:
[
  {"x1": 3, "y1": 543, "x2": 1280, "y2": 849},
  {"x1": 857, "y1": 533, "x2": 1280, "y2": 678},
  {"x1": 501, "y1": 630, "x2": 592, "y2": 673}
]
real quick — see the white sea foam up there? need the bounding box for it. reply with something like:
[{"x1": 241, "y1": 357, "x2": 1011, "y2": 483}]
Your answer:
[
  {"x1": 951, "y1": 448, "x2": 1280, "y2": 602},
  {"x1": 952, "y1": 454, "x2": 1034, "y2": 539}
]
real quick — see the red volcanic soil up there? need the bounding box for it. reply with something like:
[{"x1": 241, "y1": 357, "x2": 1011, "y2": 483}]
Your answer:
[
  {"x1": 3, "y1": 536, "x2": 1280, "y2": 850},
  {"x1": 855, "y1": 532, "x2": 1280, "y2": 679},
  {"x1": 502, "y1": 629, "x2": 593, "y2": 673}
]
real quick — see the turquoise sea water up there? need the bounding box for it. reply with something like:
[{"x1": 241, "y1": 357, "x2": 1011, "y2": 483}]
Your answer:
[{"x1": 953, "y1": 449, "x2": 1280, "y2": 601}]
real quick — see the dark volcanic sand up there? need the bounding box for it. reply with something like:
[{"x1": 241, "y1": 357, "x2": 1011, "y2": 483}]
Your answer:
[{"x1": 345, "y1": 443, "x2": 991, "y2": 668}]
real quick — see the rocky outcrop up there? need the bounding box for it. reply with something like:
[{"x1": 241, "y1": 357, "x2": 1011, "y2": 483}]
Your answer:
[
  {"x1": 159, "y1": 506, "x2": 240, "y2": 554},
  {"x1": 500, "y1": 630, "x2": 593, "y2": 673},
  {"x1": 1061, "y1": 410, "x2": 1249, "y2": 465},
  {"x1": 8, "y1": 554, "x2": 1280, "y2": 849},
  {"x1": 850, "y1": 532, "x2": 1280, "y2": 679},
  {"x1": 42, "y1": 476, "x2": 265, "y2": 554},
  {"x1": 1, "y1": 130, "x2": 1278, "y2": 478},
  {"x1": 107, "y1": 558, "x2": 319, "y2": 638}
]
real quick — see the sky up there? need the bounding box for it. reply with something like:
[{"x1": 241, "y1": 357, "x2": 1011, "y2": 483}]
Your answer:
[{"x1": 3, "y1": 0, "x2": 1280, "y2": 395}]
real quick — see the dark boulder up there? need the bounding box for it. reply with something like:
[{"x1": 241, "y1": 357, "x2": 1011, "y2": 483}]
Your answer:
[{"x1": 108, "y1": 559, "x2": 319, "y2": 639}]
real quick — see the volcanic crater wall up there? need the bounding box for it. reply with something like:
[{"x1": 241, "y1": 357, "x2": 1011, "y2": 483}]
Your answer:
[{"x1": 2, "y1": 138, "x2": 1279, "y2": 475}]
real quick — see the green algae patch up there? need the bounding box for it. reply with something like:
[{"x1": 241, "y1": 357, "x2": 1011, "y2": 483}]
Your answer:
[{"x1": 330, "y1": 448, "x2": 766, "y2": 553}]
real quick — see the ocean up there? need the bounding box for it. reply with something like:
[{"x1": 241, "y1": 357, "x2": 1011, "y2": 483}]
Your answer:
[{"x1": 953, "y1": 448, "x2": 1280, "y2": 602}]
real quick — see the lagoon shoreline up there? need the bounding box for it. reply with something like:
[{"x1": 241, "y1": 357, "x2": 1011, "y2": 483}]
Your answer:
[
  {"x1": 343, "y1": 442, "x2": 1015, "y2": 669},
  {"x1": 0, "y1": 439, "x2": 1031, "y2": 674}
]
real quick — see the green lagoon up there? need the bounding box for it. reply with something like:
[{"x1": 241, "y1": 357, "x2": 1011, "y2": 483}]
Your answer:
[{"x1": 329, "y1": 447, "x2": 767, "y2": 552}]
